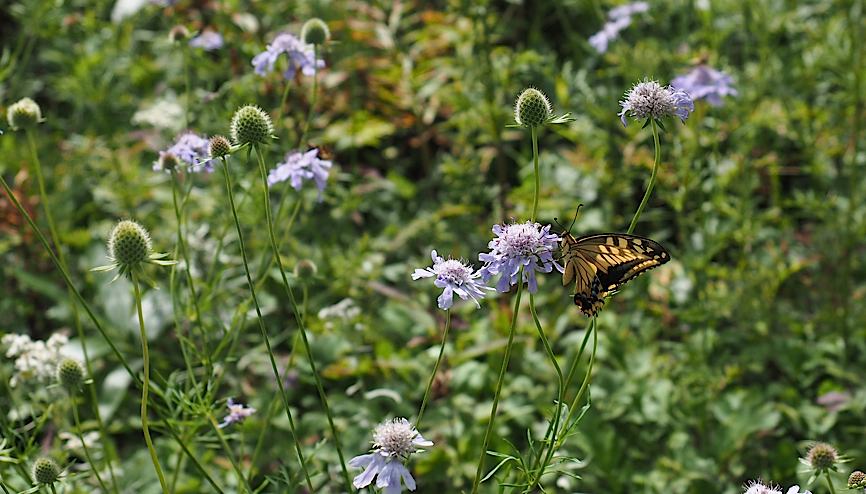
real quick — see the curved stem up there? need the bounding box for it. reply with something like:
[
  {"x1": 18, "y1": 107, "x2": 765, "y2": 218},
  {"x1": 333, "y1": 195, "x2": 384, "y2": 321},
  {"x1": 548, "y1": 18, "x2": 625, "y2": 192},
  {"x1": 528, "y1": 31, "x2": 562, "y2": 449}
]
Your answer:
[
  {"x1": 71, "y1": 399, "x2": 111, "y2": 493},
  {"x1": 627, "y1": 119, "x2": 661, "y2": 234},
  {"x1": 824, "y1": 471, "x2": 837, "y2": 494},
  {"x1": 254, "y1": 147, "x2": 352, "y2": 491},
  {"x1": 220, "y1": 156, "x2": 314, "y2": 492},
  {"x1": 132, "y1": 273, "x2": 169, "y2": 493},
  {"x1": 415, "y1": 310, "x2": 451, "y2": 430},
  {"x1": 298, "y1": 45, "x2": 319, "y2": 147},
  {"x1": 530, "y1": 126, "x2": 540, "y2": 222},
  {"x1": 207, "y1": 415, "x2": 252, "y2": 493},
  {"x1": 471, "y1": 281, "x2": 523, "y2": 494}
]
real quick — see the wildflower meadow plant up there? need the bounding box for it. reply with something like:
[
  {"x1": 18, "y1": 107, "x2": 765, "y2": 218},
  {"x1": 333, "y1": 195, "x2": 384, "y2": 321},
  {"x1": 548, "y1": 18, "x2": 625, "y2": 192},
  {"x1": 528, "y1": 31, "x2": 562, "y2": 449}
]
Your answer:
[
  {"x1": 672, "y1": 65, "x2": 738, "y2": 106},
  {"x1": 349, "y1": 418, "x2": 432, "y2": 493},
  {"x1": 588, "y1": 1, "x2": 649, "y2": 53}
]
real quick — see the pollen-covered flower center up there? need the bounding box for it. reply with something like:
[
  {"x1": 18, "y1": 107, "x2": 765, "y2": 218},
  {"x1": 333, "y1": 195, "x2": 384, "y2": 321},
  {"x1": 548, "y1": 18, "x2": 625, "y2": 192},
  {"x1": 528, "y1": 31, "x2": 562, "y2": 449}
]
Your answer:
[
  {"x1": 500, "y1": 223, "x2": 544, "y2": 258},
  {"x1": 373, "y1": 419, "x2": 418, "y2": 458},
  {"x1": 627, "y1": 82, "x2": 675, "y2": 118},
  {"x1": 435, "y1": 259, "x2": 472, "y2": 286}
]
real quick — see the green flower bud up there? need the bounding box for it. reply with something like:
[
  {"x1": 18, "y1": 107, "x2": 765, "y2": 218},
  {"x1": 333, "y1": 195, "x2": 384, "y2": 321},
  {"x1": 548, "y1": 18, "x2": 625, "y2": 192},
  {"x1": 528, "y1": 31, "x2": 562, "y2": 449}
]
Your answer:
[
  {"x1": 209, "y1": 135, "x2": 232, "y2": 158},
  {"x1": 514, "y1": 88, "x2": 552, "y2": 128},
  {"x1": 108, "y1": 220, "x2": 152, "y2": 270},
  {"x1": 158, "y1": 152, "x2": 180, "y2": 173},
  {"x1": 7, "y1": 97, "x2": 43, "y2": 130},
  {"x1": 32, "y1": 457, "x2": 60, "y2": 484},
  {"x1": 848, "y1": 471, "x2": 866, "y2": 489},
  {"x1": 807, "y1": 442, "x2": 838, "y2": 471},
  {"x1": 302, "y1": 18, "x2": 330, "y2": 45},
  {"x1": 57, "y1": 358, "x2": 85, "y2": 391},
  {"x1": 293, "y1": 259, "x2": 318, "y2": 278},
  {"x1": 230, "y1": 105, "x2": 274, "y2": 147},
  {"x1": 169, "y1": 25, "x2": 190, "y2": 42}
]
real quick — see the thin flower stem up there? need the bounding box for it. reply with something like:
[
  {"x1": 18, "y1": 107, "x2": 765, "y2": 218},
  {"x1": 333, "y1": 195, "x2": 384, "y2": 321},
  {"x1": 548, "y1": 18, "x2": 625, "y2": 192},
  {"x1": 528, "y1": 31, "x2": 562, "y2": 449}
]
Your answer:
[
  {"x1": 254, "y1": 146, "x2": 353, "y2": 491},
  {"x1": 824, "y1": 471, "x2": 838, "y2": 494},
  {"x1": 49, "y1": 484, "x2": 58, "y2": 494},
  {"x1": 71, "y1": 398, "x2": 112, "y2": 494},
  {"x1": 627, "y1": 119, "x2": 661, "y2": 234},
  {"x1": 131, "y1": 273, "x2": 169, "y2": 494},
  {"x1": 183, "y1": 45, "x2": 190, "y2": 128},
  {"x1": 530, "y1": 126, "x2": 540, "y2": 222},
  {"x1": 415, "y1": 310, "x2": 452, "y2": 430},
  {"x1": 298, "y1": 45, "x2": 319, "y2": 147},
  {"x1": 207, "y1": 415, "x2": 252, "y2": 493},
  {"x1": 220, "y1": 156, "x2": 314, "y2": 492},
  {"x1": 555, "y1": 321, "x2": 597, "y2": 451},
  {"x1": 471, "y1": 281, "x2": 524, "y2": 494},
  {"x1": 25, "y1": 130, "x2": 120, "y2": 492}
]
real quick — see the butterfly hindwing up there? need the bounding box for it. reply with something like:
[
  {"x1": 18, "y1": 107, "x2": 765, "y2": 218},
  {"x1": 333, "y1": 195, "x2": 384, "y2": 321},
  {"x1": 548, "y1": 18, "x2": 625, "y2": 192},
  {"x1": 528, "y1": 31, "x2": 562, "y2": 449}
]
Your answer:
[{"x1": 560, "y1": 233, "x2": 670, "y2": 317}]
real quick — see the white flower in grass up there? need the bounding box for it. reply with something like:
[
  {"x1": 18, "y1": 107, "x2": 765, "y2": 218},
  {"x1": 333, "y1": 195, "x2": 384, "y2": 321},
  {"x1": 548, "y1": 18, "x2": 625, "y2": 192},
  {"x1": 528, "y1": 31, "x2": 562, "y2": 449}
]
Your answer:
[
  {"x1": 349, "y1": 418, "x2": 432, "y2": 493},
  {"x1": 219, "y1": 398, "x2": 256, "y2": 428},
  {"x1": 743, "y1": 480, "x2": 811, "y2": 494},
  {"x1": 412, "y1": 250, "x2": 493, "y2": 310}
]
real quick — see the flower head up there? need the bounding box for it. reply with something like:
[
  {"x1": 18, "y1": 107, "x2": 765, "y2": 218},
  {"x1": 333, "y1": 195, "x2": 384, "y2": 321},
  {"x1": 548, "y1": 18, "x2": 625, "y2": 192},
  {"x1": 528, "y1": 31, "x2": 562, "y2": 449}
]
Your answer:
[
  {"x1": 412, "y1": 250, "x2": 493, "y2": 310},
  {"x1": 57, "y1": 358, "x2": 85, "y2": 392},
  {"x1": 267, "y1": 148, "x2": 332, "y2": 197},
  {"x1": 32, "y1": 457, "x2": 60, "y2": 485},
  {"x1": 588, "y1": 2, "x2": 648, "y2": 54},
  {"x1": 230, "y1": 105, "x2": 274, "y2": 147},
  {"x1": 92, "y1": 220, "x2": 175, "y2": 282},
  {"x1": 848, "y1": 471, "x2": 866, "y2": 489},
  {"x1": 209, "y1": 135, "x2": 232, "y2": 159},
  {"x1": 154, "y1": 132, "x2": 213, "y2": 173},
  {"x1": 744, "y1": 481, "x2": 782, "y2": 494},
  {"x1": 2, "y1": 333, "x2": 69, "y2": 387},
  {"x1": 514, "y1": 88, "x2": 552, "y2": 127},
  {"x1": 619, "y1": 79, "x2": 694, "y2": 127},
  {"x1": 478, "y1": 222, "x2": 562, "y2": 293},
  {"x1": 219, "y1": 398, "x2": 256, "y2": 428},
  {"x1": 251, "y1": 32, "x2": 324, "y2": 78},
  {"x1": 301, "y1": 18, "x2": 330, "y2": 45},
  {"x1": 7, "y1": 97, "x2": 43, "y2": 130},
  {"x1": 189, "y1": 31, "x2": 223, "y2": 51},
  {"x1": 805, "y1": 442, "x2": 838, "y2": 471},
  {"x1": 168, "y1": 25, "x2": 190, "y2": 43},
  {"x1": 671, "y1": 65, "x2": 737, "y2": 106},
  {"x1": 349, "y1": 418, "x2": 432, "y2": 493}
]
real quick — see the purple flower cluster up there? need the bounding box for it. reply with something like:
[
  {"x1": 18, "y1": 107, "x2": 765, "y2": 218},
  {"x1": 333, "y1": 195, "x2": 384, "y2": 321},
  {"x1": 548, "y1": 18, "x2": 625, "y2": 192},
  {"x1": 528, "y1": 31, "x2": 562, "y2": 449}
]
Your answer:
[
  {"x1": 671, "y1": 65, "x2": 737, "y2": 106},
  {"x1": 412, "y1": 250, "x2": 492, "y2": 310},
  {"x1": 219, "y1": 398, "x2": 256, "y2": 428},
  {"x1": 588, "y1": 1, "x2": 649, "y2": 53},
  {"x1": 619, "y1": 80, "x2": 694, "y2": 126},
  {"x1": 189, "y1": 31, "x2": 223, "y2": 51},
  {"x1": 251, "y1": 33, "x2": 324, "y2": 79},
  {"x1": 479, "y1": 222, "x2": 562, "y2": 293},
  {"x1": 267, "y1": 148, "x2": 332, "y2": 196},
  {"x1": 154, "y1": 132, "x2": 213, "y2": 173}
]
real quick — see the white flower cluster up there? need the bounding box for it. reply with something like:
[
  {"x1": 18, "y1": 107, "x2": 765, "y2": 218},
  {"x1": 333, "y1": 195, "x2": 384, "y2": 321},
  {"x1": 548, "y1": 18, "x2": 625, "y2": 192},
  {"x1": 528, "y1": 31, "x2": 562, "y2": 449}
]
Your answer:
[{"x1": 2, "y1": 333, "x2": 69, "y2": 387}]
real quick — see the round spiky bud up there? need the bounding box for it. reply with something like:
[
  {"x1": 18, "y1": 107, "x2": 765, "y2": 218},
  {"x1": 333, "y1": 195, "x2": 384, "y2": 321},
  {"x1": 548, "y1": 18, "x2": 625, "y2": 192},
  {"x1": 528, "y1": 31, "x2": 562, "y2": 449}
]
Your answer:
[
  {"x1": 230, "y1": 105, "x2": 274, "y2": 147},
  {"x1": 169, "y1": 25, "x2": 190, "y2": 42},
  {"x1": 158, "y1": 152, "x2": 180, "y2": 172},
  {"x1": 57, "y1": 358, "x2": 85, "y2": 391},
  {"x1": 293, "y1": 259, "x2": 318, "y2": 278},
  {"x1": 7, "y1": 97, "x2": 43, "y2": 130},
  {"x1": 302, "y1": 18, "x2": 330, "y2": 45},
  {"x1": 848, "y1": 471, "x2": 866, "y2": 489},
  {"x1": 209, "y1": 135, "x2": 231, "y2": 158},
  {"x1": 32, "y1": 457, "x2": 60, "y2": 484},
  {"x1": 108, "y1": 220, "x2": 152, "y2": 269},
  {"x1": 514, "y1": 88, "x2": 552, "y2": 128},
  {"x1": 807, "y1": 442, "x2": 838, "y2": 471}
]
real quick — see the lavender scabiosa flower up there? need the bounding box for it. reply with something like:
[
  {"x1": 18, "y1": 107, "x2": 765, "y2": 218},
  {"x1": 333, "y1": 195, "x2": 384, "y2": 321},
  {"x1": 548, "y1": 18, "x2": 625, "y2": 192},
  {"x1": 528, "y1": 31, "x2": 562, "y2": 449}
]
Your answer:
[
  {"x1": 154, "y1": 132, "x2": 213, "y2": 173},
  {"x1": 219, "y1": 398, "x2": 256, "y2": 428},
  {"x1": 349, "y1": 418, "x2": 432, "y2": 493},
  {"x1": 588, "y1": 1, "x2": 649, "y2": 53},
  {"x1": 743, "y1": 481, "x2": 811, "y2": 494},
  {"x1": 189, "y1": 31, "x2": 223, "y2": 51},
  {"x1": 478, "y1": 222, "x2": 562, "y2": 293},
  {"x1": 267, "y1": 148, "x2": 332, "y2": 196},
  {"x1": 412, "y1": 250, "x2": 492, "y2": 310},
  {"x1": 671, "y1": 65, "x2": 737, "y2": 106},
  {"x1": 251, "y1": 32, "x2": 324, "y2": 78},
  {"x1": 619, "y1": 79, "x2": 694, "y2": 127}
]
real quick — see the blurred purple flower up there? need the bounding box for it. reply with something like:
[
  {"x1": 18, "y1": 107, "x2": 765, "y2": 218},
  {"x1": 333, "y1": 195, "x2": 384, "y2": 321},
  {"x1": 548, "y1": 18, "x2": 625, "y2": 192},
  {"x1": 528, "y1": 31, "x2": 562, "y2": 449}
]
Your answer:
[
  {"x1": 478, "y1": 222, "x2": 562, "y2": 293},
  {"x1": 189, "y1": 31, "x2": 223, "y2": 51},
  {"x1": 609, "y1": 1, "x2": 649, "y2": 20},
  {"x1": 412, "y1": 250, "x2": 492, "y2": 310},
  {"x1": 816, "y1": 391, "x2": 850, "y2": 412},
  {"x1": 219, "y1": 398, "x2": 256, "y2": 428},
  {"x1": 589, "y1": 1, "x2": 649, "y2": 54},
  {"x1": 267, "y1": 148, "x2": 332, "y2": 197},
  {"x1": 153, "y1": 132, "x2": 213, "y2": 173},
  {"x1": 251, "y1": 33, "x2": 324, "y2": 78},
  {"x1": 671, "y1": 65, "x2": 738, "y2": 106},
  {"x1": 619, "y1": 80, "x2": 694, "y2": 126}
]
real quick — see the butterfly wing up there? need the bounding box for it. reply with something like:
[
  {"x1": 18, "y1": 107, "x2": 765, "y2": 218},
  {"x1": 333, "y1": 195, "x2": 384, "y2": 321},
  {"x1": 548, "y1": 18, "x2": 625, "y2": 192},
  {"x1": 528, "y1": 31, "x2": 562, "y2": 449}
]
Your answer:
[{"x1": 561, "y1": 233, "x2": 670, "y2": 316}]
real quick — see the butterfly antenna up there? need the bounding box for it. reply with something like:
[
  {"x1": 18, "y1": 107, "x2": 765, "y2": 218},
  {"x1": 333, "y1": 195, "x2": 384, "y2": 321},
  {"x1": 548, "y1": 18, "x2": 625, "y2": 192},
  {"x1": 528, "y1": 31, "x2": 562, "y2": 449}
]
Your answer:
[
  {"x1": 567, "y1": 204, "x2": 583, "y2": 232},
  {"x1": 553, "y1": 217, "x2": 567, "y2": 231}
]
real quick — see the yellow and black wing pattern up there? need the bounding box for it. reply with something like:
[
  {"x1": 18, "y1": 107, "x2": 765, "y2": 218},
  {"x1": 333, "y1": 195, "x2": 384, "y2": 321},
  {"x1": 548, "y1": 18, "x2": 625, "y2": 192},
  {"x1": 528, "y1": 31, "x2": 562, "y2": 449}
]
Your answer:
[{"x1": 560, "y1": 233, "x2": 670, "y2": 317}]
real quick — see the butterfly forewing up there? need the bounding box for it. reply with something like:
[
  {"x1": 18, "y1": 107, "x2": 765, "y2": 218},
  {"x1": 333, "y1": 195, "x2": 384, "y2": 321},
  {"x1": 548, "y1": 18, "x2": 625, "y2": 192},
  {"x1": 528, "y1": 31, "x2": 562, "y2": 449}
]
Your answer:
[{"x1": 560, "y1": 233, "x2": 670, "y2": 316}]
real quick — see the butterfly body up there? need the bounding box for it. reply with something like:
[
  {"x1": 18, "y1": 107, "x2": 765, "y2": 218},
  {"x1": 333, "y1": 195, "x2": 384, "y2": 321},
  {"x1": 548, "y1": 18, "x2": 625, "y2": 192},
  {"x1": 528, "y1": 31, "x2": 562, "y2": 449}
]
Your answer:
[{"x1": 560, "y1": 233, "x2": 670, "y2": 316}]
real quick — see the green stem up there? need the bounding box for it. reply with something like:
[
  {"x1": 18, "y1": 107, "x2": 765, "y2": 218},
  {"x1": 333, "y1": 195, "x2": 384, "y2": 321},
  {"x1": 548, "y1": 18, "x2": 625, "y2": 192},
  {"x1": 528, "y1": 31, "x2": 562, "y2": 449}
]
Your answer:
[
  {"x1": 298, "y1": 45, "x2": 319, "y2": 147},
  {"x1": 824, "y1": 471, "x2": 837, "y2": 494},
  {"x1": 415, "y1": 310, "x2": 451, "y2": 429},
  {"x1": 220, "y1": 155, "x2": 314, "y2": 492},
  {"x1": 71, "y1": 398, "x2": 111, "y2": 493},
  {"x1": 49, "y1": 484, "x2": 58, "y2": 494},
  {"x1": 627, "y1": 119, "x2": 661, "y2": 234},
  {"x1": 471, "y1": 281, "x2": 524, "y2": 494},
  {"x1": 530, "y1": 126, "x2": 540, "y2": 222},
  {"x1": 555, "y1": 321, "x2": 597, "y2": 450},
  {"x1": 207, "y1": 415, "x2": 252, "y2": 493},
  {"x1": 253, "y1": 146, "x2": 353, "y2": 491},
  {"x1": 183, "y1": 46, "x2": 190, "y2": 128}
]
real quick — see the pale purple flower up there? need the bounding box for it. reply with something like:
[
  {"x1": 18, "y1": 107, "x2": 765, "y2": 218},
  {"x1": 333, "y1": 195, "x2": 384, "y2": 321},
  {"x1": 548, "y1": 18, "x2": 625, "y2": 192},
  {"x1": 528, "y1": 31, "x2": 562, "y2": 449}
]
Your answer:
[
  {"x1": 153, "y1": 132, "x2": 213, "y2": 173},
  {"x1": 816, "y1": 390, "x2": 851, "y2": 412},
  {"x1": 189, "y1": 31, "x2": 223, "y2": 51},
  {"x1": 219, "y1": 398, "x2": 256, "y2": 428},
  {"x1": 251, "y1": 33, "x2": 324, "y2": 78},
  {"x1": 349, "y1": 418, "x2": 432, "y2": 494},
  {"x1": 743, "y1": 481, "x2": 811, "y2": 494},
  {"x1": 619, "y1": 79, "x2": 694, "y2": 126},
  {"x1": 478, "y1": 222, "x2": 562, "y2": 293},
  {"x1": 671, "y1": 65, "x2": 738, "y2": 106},
  {"x1": 267, "y1": 148, "x2": 332, "y2": 196},
  {"x1": 589, "y1": 2, "x2": 649, "y2": 53},
  {"x1": 412, "y1": 250, "x2": 492, "y2": 310}
]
